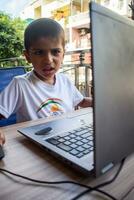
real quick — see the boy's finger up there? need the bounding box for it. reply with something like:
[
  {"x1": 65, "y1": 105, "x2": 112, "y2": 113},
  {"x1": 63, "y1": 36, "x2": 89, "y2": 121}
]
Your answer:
[{"x1": 0, "y1": 133, "x2": 5, "y2": 145}]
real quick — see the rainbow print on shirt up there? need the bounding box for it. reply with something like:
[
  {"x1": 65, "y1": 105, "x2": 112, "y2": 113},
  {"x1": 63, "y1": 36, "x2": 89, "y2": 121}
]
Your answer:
[{"x1": 36, "y1": 98, "x2": 64, "y2": 115}]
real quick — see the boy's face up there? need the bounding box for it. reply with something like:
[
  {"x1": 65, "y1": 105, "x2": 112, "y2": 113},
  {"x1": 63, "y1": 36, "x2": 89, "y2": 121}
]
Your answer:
[{"x1": 24, "y1": 37, "x2": 64, "y2": 84}]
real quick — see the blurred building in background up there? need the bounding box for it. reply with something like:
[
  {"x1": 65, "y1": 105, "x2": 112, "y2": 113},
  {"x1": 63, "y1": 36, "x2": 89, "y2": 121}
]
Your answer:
[{"x1": 19, "y1": 0, "x2": 131, "y2": 96}]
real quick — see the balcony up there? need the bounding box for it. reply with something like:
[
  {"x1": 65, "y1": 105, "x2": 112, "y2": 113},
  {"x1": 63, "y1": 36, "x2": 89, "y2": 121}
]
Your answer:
[{"x1": 68, "y1": 11, "x2": 90, "y2": 29}]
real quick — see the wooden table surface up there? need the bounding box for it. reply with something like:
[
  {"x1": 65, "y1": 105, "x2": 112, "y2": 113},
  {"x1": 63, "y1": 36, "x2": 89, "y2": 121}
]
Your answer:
[{"x1": 0, "y1": 108, "x2": 134, "y2": 200}]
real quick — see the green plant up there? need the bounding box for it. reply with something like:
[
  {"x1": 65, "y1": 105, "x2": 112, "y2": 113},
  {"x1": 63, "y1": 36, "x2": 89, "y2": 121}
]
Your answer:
[{"x1": 0, "y1": 12, "x2": 26, "y2": 59}]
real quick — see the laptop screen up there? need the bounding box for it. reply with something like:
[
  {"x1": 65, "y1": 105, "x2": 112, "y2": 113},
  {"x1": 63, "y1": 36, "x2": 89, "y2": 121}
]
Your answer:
[{"x1": 90, "y1": 2, "x2": 134, "y2": 176}]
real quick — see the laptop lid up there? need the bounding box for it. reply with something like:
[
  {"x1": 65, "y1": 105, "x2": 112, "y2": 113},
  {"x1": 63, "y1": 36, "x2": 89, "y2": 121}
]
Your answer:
[{"x1": 90, "y1": 2, "x2": 134, "y2": 176}]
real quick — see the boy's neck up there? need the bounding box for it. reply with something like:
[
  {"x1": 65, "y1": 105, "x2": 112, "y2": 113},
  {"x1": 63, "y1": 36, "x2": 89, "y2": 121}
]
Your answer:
[{"x1": 33, "y1": 70, "x2": 56, "y2": 85}]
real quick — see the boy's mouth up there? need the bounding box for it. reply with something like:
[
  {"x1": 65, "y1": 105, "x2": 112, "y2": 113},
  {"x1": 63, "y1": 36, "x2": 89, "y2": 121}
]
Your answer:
[
  {"x1": 43, "y1": 68, "x2": 52, "y2": 70},
  {"x1": 43, "y1": 65, "x2": 54, "y2": 71},
  {"x1": 42, "y1": 66, "x2": 55, "y2": 75}
]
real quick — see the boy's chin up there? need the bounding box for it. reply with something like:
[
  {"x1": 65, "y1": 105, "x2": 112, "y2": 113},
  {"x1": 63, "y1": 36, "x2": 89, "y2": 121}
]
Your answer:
[
  {"x1": 34, "y1": 70, "x2": 54, "y2": 79},
  {"x1": 42, "y1": 71, "x2": 55, "y2": 77},
  {"x1": 40, "y1": 74, "x2": 55, "y2": 83}
]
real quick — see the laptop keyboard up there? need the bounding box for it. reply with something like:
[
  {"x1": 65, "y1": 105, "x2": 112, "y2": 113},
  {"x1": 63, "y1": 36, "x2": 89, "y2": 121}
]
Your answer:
[{"x1": 46, "y1": 125, "x2": 93, "y2": 158}]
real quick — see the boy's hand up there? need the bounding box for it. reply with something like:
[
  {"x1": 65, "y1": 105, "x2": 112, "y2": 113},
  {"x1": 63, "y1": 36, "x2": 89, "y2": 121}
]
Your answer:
[
  {"x1": 77, "y1": 97, "x2": 92, "y2": 108},
  {"x1": 0, "y1": 132, "x2": 5, "y2": 145}
]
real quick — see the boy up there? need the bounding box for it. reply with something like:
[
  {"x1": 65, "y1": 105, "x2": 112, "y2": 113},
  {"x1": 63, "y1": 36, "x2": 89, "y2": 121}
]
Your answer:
[{"x1": 0, "y1": 18, "x2": 92, "y2": 145}]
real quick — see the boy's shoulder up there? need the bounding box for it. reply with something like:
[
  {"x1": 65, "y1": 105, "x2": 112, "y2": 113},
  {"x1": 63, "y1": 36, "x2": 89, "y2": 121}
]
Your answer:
[
  {"x1": 14, "y1": 70, "x2": 33, "y2": 82},
  {"x1": 56, "y1": 72, "x2": 75, "y2": 88},
  {"x1": 57, "y1": 72, "x2": 71, "y2": 82}
]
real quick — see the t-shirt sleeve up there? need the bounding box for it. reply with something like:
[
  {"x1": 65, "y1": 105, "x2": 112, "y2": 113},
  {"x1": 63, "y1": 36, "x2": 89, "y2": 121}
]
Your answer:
[
  {"x1": 64, "y1": 74, "x2": 84, "y2": 107},
  {"x1": 0, "y1": 78, "x2": 22, "y2": 118},
  {"x1": 71, "y1": 83, "x2": 84, "y2": 107}
]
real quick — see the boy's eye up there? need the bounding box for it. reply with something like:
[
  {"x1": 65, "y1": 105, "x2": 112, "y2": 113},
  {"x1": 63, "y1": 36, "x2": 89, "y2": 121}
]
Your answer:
[
  {"x1": 32, "y1": 50, "x2": 44, "y2": 55},
  {"x1": 30, "y1": 49, "x2": 62, "y2": 56},
  {"x1": 51, "y1": 49, "x2": 62, "y2": 56}
]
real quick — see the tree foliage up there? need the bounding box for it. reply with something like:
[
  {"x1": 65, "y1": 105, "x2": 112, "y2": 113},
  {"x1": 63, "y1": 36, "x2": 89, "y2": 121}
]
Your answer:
[
  {"x1": 129, "y1": 0, "x2": 134, "y2": 20},
  {"x1": 0, "y1": 12, "x2": 26, "y2": 59}
]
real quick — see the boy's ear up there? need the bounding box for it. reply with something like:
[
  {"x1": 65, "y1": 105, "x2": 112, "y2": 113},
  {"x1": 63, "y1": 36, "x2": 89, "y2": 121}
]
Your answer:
[
  {"x1": 23, "y1": 50, "x2": 32, "y2": 63},
  {"x1": 61, "y1": 52, "x2": 64, "y2": 64},
  {"x1": 62, "y1": 50, "x2": 65, "y2": 58}
]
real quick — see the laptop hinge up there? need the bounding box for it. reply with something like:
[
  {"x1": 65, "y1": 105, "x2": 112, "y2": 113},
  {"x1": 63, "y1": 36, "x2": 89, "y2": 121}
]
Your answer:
[{"x1": 101, "y1": 163, "x2": 114, "y2": 174}]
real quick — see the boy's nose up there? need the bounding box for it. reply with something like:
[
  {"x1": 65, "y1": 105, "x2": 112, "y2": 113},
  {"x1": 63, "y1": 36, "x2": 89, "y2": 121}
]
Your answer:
[{"x1": 44, "y1": 53, "x2": 53, "y2": 63}]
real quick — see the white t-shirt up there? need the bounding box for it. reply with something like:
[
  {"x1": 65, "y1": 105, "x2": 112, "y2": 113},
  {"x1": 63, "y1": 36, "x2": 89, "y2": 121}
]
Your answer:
[{"x1": 0, "y1": 70, "x2": 84, "y2": 122}]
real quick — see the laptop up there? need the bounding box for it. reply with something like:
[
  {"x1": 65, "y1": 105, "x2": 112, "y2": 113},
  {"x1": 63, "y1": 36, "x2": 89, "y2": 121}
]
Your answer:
[{"x1": 18, "y1": 2, "x2": 134, "y2": 177}]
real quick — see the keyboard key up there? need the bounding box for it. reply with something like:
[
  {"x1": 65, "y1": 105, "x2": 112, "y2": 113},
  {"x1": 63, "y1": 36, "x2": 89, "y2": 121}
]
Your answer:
[
  {"x1": 57, "y1": 143, "x2": 72, "y2": 151},
  {"x1": 58, "y1": 138, "x2": 66, "y2": 142},
  {"x1": 69, "y1": 149, "x2": 79, "y2": 156},
  {"x1": 76, "y1": 141, "x2": 83, "y2": 146},
  {"x1": 75, "y1": 136, "x2": 82, "y2": 140},
  {"x1": 69, "y1": 138, "x2": 77, "y2": 143},
  {"x1": 64, "y1": 141, "x2": 71, "y2": 145},
  {"x1": 83, "y1": 143, "x2": 90, "y2": 149},
  {"x1": 70, "y1": 143, "x2": 78, "y2": 148},
  {"x1": 69, "y1": 134, "x2": 76, "y2": 138},
  {"x1": 90, "y1": 146, "x2": 94, "y2": 151},
  {"x1": 76, "y1": 130, "x2": 89, "y2": 135},
  {"x1": 69, "y1": 130, "x2": 77, "y2": 134},
  {"x1": 89, "y1": 141, "x2": 93, "y2": 146},
  {"x1": 81, "y1": 138, "x2": 89, "y2": 143},
  {"x1": 47, "y1": 138, "x2": 60, "y2": 145},
  {"x1": 83, "y1": 149, "x2": 91, "y2": 154},
  {"x1": 64, "y1": 136, "x2": 70, "y2": 140},
  {"x1": 76, "y1": 152, "x2": 85, "y2": 158},
  {"x1": 76, "y1": 146, "x2": 85, "y2": 152},
  {"x1": 46, "y1": 125, "x2": 94, "y2": 159}
]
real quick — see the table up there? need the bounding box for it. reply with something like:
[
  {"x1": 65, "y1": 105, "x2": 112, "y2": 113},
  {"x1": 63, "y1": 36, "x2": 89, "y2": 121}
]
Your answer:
[{"x1": 0, "y1": 108, "x2": 134, "y2": 200}]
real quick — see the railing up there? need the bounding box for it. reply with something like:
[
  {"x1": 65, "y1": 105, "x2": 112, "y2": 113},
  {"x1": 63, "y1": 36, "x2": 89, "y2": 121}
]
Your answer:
[
  {"x1": 0, "y1": 57, "x2": 27, "y2": 67},
  {"x1": 0, "y1": 50, "x2": 92, "y2": 97},
  {"x1": 0, "y1": 57, "x2": 32, "y2": 71}
]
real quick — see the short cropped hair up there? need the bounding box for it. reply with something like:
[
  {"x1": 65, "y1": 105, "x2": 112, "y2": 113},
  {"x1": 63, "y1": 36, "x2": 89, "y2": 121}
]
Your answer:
[{"x1": 24, "y1": 18, "x2": 65, "y2": 50}]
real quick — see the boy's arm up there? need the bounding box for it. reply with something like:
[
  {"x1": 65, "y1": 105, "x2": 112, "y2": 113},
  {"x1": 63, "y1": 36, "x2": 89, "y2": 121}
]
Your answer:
[
  {"x1": 0, "y1": 115, "x2": 6, "y2": 145},
  {"x1": 0, "y1": 132, "x2": 5, "y2": 145},
  {"x1": 77, "y1": 97, "x2": 92, "y2": 108}
]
